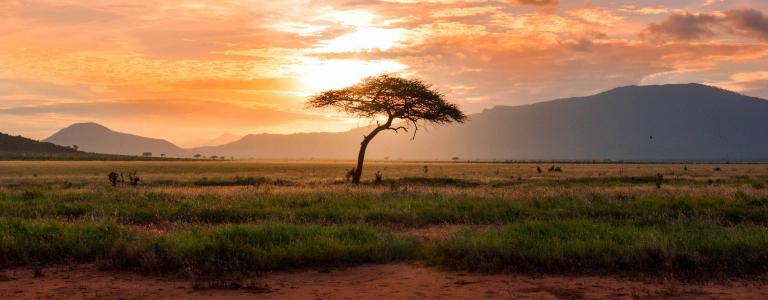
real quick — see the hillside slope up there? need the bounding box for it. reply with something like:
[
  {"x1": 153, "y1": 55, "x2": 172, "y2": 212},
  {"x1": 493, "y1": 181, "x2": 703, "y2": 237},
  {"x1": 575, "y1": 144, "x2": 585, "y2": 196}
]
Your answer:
[
  {"x1": 0, "y1": 132, "x2": 80, "y2": 155},
  {"x1": 0, "y1": 132, "x2": 136, "y2": 160},
  {"x1": 44, "y1": 123, "x2": 187, "y2": 157}
]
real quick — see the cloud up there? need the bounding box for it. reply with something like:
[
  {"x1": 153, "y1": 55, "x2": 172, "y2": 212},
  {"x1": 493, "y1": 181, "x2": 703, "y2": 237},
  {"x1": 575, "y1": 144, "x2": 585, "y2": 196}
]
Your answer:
[
  {"x1": 643, "y1": 12, "x2": 720, "y2": 40},
  {"x1": 567, "y1": 8, "x2": 623, "y2": 25},
  {"x1": 319, "y1": 22, "x2": 768, "y2": 110},
  {"x1": 12, "y1": 1, "x2": 116, "y2": 25},
  {"x1": 431, "y1": 6, "x2": 499, "y2": 18},
  {"x1": 643, "y1": 9, "x2": 768, "y2": 41},
  {"x1": 0, "y1": 100, "x2": 315, "y2": 125},
  {"x1": 723, "y1": 9, "x2": 768, "y2": 40},
  {"x1": 169, "y1": 78, "x2": 299, "y2": 91},
  {"x1": 0, "y1": 78, "x2": 95, "y2": 102},
  {"x1": 515, "y1": 0, "x2": 558, "y2": 7},
  {"x1": 618, "y1": 6, "x2": 680, "y2": 15},
  {"x1": 709, "y1": 71, "x2": 768, "y2": 99}
]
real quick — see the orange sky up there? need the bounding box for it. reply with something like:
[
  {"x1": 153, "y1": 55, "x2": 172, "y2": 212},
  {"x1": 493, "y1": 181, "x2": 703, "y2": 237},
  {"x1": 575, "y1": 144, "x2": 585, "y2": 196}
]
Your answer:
[{"x1": 1, "y1": 0, "x2": 768, "y2": 146}]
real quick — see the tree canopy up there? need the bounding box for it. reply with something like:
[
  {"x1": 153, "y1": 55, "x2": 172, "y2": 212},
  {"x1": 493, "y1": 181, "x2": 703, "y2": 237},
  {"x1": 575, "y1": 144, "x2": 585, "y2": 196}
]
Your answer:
[{"x1": 306, "y1": 74, "x2": 466, "y2": 138}]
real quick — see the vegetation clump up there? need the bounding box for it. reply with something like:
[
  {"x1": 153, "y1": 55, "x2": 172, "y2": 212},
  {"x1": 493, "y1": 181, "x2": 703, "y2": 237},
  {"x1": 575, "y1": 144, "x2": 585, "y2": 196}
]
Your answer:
[
  {"x1": 108, "y1": 172, "x2": 119, "y2": 187},
  {"x1": 655, "y1": 173, "x2": 664, "y2": 189},
  {"x1": 107, "y1": 171, "x2": 140, "y2": 187},
  {"x1": 128, "y1": 171, "x2": 140, "y2": 186},
  {"x1": 345, "y1": 168, "x2": 356, "y2": 182},
  {"x1": 548, "y1": 166, "x2": 563, "y2": 172}
]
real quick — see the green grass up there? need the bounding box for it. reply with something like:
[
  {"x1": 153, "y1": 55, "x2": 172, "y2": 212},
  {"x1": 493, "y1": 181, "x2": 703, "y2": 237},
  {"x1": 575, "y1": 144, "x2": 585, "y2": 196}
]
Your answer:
[
  {"x1": 0, "y1": 218, "x2": 417, "y2": 275},
  {"x1": 0, "y1": 218, "x2": 133, "y2": 266},
  {"x1": 2, "y1": 187, "x2": 768, "y2": 226},
  {"x1": 141, "y1": 224, "x2": 416, "y2": 274},
  {"x1": 3, "y1": 217, "x2": 768, "y2": 277},
  {"x1": 425, "y1": 220, "x2": 768, "y2": 276}
]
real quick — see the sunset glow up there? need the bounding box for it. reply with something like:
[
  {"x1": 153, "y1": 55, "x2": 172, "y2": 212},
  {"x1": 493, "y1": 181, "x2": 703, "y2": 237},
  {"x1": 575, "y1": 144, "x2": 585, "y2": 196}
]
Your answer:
[
  {"x1": 298, "y1": 59, "x2": 408, "y2": 92},
  {"x1": 1, "y1": 0, "x2": 768, "y2": 143}
]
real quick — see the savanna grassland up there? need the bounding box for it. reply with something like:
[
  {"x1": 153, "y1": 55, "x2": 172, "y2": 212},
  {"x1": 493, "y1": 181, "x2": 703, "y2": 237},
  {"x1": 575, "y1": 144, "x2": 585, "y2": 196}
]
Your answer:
[{"x1": 3, "y1": 160, "x2": 768, "y2": 298}]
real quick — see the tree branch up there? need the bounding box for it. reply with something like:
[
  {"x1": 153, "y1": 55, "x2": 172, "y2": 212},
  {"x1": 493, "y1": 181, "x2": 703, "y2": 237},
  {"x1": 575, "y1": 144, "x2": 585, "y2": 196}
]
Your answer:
[
  {"x1": 409, "y1": 119, "x2": 419, "y2": 140},
  {"x1": 387, "y1": 126, "x2": 408, "y2": 133}
]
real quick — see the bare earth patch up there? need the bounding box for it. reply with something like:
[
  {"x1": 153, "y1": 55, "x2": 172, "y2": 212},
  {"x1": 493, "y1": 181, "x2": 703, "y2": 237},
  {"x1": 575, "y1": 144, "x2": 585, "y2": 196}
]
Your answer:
[
  {"x1": 1, "y1": 264, "x2": 768, "y2": 299},
  {"x1": 400, "y1": 224, "x2": 474, "y2": 242}
]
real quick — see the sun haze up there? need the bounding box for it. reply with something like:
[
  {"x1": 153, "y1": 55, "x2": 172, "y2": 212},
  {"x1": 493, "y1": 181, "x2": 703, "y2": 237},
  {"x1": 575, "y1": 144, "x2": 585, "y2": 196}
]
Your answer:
[{"x1": 1, "y1": 0, "x2": 768, "y2": 143}]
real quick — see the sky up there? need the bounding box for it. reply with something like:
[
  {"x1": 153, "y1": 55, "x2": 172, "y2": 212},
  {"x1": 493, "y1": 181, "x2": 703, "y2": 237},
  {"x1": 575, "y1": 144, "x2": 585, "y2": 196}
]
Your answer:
[{"x1": 1, "y1": 0, "x2": 767, "y2": 146}]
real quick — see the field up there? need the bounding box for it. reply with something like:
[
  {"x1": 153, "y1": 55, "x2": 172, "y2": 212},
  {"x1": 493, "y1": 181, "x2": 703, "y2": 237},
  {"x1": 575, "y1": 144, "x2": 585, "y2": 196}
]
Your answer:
[{"x1": 2, "y1": 160, "x2": 768, "y2": 298}]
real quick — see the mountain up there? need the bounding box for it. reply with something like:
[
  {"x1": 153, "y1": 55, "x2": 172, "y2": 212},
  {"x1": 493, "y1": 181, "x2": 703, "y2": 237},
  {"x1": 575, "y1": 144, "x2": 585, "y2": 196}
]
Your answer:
[
  {"x1": 177, "y1": 133, "x2": 242, "y2": 148},
  {"x1": 191, "y1": 83, "x2": 768, "y2": 162},
  {"x1": 189, "y1": 130, "x2": 365, "y2": 159},
  {"x1": 204, "y1": 133, "x2": 243, "y2": 147},
  {"x1": 44, "y1": 123, "x2": 187, "y2": 157}
]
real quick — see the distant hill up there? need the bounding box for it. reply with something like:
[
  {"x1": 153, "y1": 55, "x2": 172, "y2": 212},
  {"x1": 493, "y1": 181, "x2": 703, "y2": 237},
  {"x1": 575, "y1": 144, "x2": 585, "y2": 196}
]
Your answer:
[
  {"x1": 44, "y1": 123, "x2": 187, "y2": 157},
  {"x1": 0, "y1": 132, "x2": 131, "y2": 160},
  {"x1": 0, "y1": 132, "x2": 80, "y2": 155},
  {"x1": 178, "y1": 133, "x2": 242, "y2": 148},
  {"x1": 190, "y1": 83, "x2": 768, "y2": 162}
]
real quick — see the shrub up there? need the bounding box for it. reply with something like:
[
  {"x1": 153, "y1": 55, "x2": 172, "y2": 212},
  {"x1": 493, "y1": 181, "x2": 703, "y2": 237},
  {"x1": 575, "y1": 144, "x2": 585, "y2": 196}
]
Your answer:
[
  {"x1": 655, "y1": 173, "x2": 664, "y2": 189},
  {"x1": 20, "y1": 191, "x2": 40, "y2": 201},
  {"x1": 108, "y1": 172, "x2": 119, "y2": 187},
  {"x1": 548, "y1": 166, "x2": 562, "y2": 172}
]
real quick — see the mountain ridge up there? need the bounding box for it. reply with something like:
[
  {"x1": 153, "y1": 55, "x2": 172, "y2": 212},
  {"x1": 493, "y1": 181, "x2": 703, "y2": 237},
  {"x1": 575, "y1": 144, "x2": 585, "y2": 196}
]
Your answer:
[{"x1": 41, "y1": 83, "x2": 768, "y2": 161}]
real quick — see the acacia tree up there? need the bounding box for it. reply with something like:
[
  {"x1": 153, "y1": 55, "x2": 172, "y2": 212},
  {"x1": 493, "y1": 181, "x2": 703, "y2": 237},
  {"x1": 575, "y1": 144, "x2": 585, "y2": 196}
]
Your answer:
[{"x1": 307, "y1": 74, "x2": 466, "y2": 184}]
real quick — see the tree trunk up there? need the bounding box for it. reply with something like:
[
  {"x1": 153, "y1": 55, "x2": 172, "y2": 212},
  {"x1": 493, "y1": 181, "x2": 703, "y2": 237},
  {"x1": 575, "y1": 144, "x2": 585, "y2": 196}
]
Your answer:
[
  {"x1": 352, "y1": 119, "x2": 391, "y2": 184},
  {"x1": 352, "y1": 137, "x2": 372, "y2": 184}
]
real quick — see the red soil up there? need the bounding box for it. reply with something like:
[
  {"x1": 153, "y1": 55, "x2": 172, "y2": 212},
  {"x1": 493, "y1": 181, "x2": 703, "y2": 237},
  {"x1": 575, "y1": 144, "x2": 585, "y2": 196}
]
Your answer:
[{"x1": 1, "y1": 264, "x2": 767, "y2": 299}]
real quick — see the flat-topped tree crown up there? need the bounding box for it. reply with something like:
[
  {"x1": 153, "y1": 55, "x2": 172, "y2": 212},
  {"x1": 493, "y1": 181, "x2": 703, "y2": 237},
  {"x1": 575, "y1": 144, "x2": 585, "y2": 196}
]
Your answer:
[
  {"x1": 307, "y1": 74, "x2": 466, "y2": 184},
  {"x1": 307, "y1": 74, "x2": 466, "y2": 128}
]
